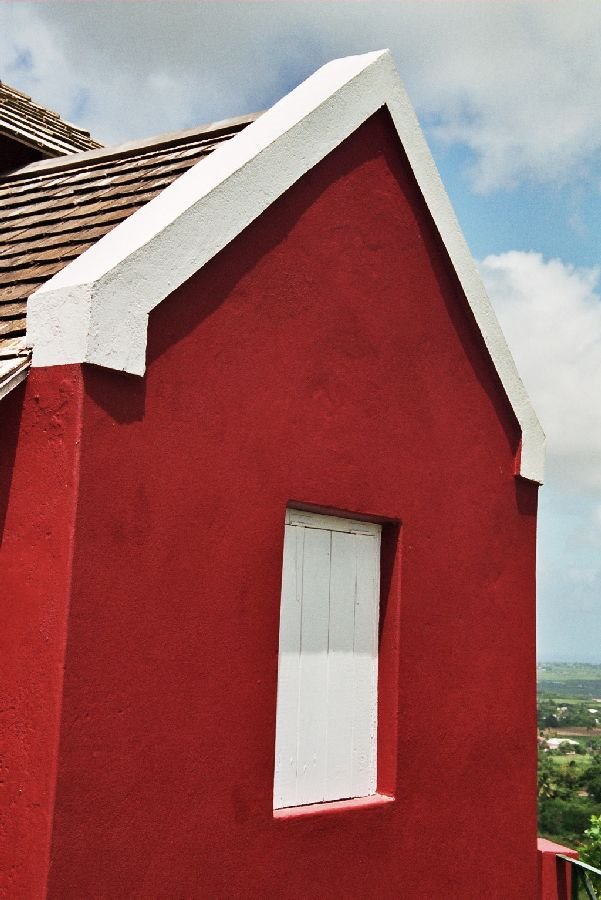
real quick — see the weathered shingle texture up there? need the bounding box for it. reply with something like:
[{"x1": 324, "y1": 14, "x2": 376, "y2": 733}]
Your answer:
[{"x1": 0, "y1": 81, "x2": 102, "y2": 157}]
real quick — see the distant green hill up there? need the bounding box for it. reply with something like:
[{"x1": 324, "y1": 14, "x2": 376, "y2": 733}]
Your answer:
[{"x1": 538, "y1": 663, "x2": 601, "y2": 700}]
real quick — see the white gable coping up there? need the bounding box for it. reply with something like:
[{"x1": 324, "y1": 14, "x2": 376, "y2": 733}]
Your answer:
[{"x1": 26, "y1": 50, "x2": 545, "y2": 482}]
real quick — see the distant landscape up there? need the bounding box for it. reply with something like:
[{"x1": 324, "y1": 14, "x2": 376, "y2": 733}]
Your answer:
[
  {"x1": 538, "y1": 662, "x2": 601, "y2": 700},
  {"x1": 537, "y1": 661, "x2": 601, "y2": 880}
]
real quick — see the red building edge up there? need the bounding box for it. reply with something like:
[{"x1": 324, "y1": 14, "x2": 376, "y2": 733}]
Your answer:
[
  {"x1": 538, "y1": 838, "x2": 579, "y2": 900},
  {"x1": 0, "y1": 52, "x2": 561, "y2": 898}
]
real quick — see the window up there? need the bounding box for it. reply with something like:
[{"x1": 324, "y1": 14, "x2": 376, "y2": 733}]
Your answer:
[{"x1": 273, "y1": 508, "x2": 381, "y2": 810}]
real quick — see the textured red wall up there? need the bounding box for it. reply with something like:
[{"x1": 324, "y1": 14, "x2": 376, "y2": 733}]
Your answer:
[
  {"x1": 47, "y1": 111, "x2": 538, "y2": 898},
  {"x1": 0, "y1": 367, "x2": 82, "y2": 899}
]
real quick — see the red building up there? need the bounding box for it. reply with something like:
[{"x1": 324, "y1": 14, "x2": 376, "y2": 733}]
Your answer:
[{"x1": 1, "y1": 52, "x2": 554, "y2": 898}]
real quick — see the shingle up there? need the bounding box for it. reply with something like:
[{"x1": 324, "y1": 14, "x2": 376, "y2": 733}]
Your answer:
[
  {"x1": 0, "y1": 300, "x2": 27, "y2": 316},
  {"x1": 0, "y1": 336, "x2": 28, "y2": 358}
]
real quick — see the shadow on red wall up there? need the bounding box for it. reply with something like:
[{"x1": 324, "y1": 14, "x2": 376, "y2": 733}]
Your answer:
[{"x1": 0, "y1": 381, "x2": 25, "y2": 543}]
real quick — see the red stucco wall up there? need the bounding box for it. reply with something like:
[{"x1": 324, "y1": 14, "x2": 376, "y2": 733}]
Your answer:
[
  {"x1": 0, "y1": 368, "x2": 82, "y2": 899},
  {"x1": 45, "y1": 112, "x2": 538, "y2": 898}
]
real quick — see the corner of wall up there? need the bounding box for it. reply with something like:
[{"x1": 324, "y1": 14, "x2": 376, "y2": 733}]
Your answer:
[{"x1": 0, "y1": 364, "x2": 84, "y2": 899}]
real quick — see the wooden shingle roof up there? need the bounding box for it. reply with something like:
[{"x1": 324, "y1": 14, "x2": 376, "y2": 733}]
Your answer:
[
  {"x1": 0, "y1": 113, "x2": 258, "y2": 398},
  {"x1": 0, "y1": 81, "x2": 102, "y2": 158}
]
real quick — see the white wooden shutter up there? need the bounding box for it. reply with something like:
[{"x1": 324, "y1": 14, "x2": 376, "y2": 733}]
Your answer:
[{"x1": 273, "y1": 509, "x2": 381, "y2": 809}]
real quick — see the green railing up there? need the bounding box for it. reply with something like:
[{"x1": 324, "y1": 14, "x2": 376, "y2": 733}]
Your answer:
[{"x1": 558, "y1": 855, "x2": 601, "y2": 900}]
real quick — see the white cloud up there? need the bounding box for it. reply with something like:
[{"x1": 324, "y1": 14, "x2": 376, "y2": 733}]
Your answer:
[
  {"x1": 537, "y1": 490, "x2": 601, "y2": 661},
  {"x1": 404, "y1": 3, "x2": 601, "y2": 192},
  {"x1": 3, "y1": 3, "x2": 601, "y2": 189},
  {"x1": 480, "y1": 251, "x2": 601, "y2": 493}
]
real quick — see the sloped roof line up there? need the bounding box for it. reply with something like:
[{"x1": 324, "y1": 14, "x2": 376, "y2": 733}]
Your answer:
[
  {"x1": 4, "y1": 113, "x2": 260, "y2": 182},
  {"x1": 26, "y1": 50, "x2": 545, "y2": 483}
]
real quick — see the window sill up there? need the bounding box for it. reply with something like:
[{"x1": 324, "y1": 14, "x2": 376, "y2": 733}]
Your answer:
[{"x1": 273, "y1": 792, "x2": 394, "y2": 820}]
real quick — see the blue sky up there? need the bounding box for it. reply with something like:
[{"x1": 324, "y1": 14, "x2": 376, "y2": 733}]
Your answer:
[{"x1": 1, "y1": 2, "x2": 600, "y2": 661}]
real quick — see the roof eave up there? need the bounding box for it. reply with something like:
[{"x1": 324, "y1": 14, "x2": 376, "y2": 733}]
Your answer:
[
  {"x1": 0, "y1": 353, "x2": 31, "y2": 401},
  {"x1": 5, "y1": 112, "x2": 258, "y2": 182}
]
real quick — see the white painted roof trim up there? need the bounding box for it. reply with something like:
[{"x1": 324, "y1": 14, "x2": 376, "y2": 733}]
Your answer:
[
  {"x1": 26, "y1": 50, "x2": 544, "y2": 482},
  {"x1": 0, "y1": 354, "x2": 31, "y2": 402}
]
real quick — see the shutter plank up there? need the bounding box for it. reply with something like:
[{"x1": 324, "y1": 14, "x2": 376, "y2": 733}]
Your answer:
[
  {"x1": 273, "y1": 524, "x2": 303, "y2": 808},
  {"x1": 325, "y1": 529, "x2": 357, "y2": 799},
  {"x1": 351, "y1": 532, "x2": 380, "y2": 798},
  {"x1": 296, "y1": 526, "x2": 331, "y2": 805}
]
